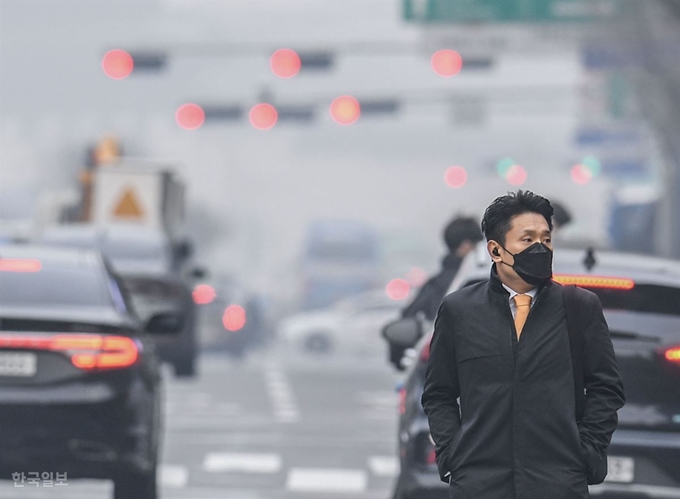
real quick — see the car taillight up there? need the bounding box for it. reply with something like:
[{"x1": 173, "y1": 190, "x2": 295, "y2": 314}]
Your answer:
[
  {"x1": 398, "y1": 387, "x2": 407, "y2": 415},
  {"x1": 426, "y1": 448, "x2": 437, "y2": 465},
  {"x1": 0, "y1": 259, "x2": 42, "y2": 272},
  {"x1": 553, "y1": 274, "x2": 635, "y2": 290},
  {"x1": 0, "y1": 334, "x2": 139, "y2": 371},
  {"x1": 415, "y1": 433, "x2": 437, "y2": 466},
  {"x1": 420, "y1": 337, "x2": 432, "y2": 363},
  {"x1": 664, "y1": 347, "x2": 680, "y2": 363}
]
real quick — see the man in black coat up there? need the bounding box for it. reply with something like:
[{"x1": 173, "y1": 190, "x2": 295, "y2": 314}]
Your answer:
[
  {"x1": 402, "y1": 217, "x2": 482, "y2": 322},
  {"x1": 388, "y1": 217, "x2": 481, "y2": 367},
  {"x1": 421, "y1": 191, "x2": 625, "y2": 499}
]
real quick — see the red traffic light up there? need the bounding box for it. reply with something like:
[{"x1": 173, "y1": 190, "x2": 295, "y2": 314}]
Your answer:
[
  {"x1": 431, "y1": 50, "x2": 463, "y2": 78},
  {"x1": 192, "y1": 284, "x2": 216, "y2": 305},
  {"x1": 223, "y1": 305, "x2": 247, "y2": 332},
  {"x1": 444, "y1": 166, "x2": 468, "y2": 188},
  {"x1": 330, "y1": 96, "x2": 361, "y2": 125},
  {"x1": 506, "y1": 164, "x2": 528, "y2": 186},
  {"x1": 571, "y1": 164, "x2": 593, "y2": 185},
  {"x1": 102, "y1": 50, "x2": 134, "y2": 80},
  {"x1": 270, "y1": 49, "x2": 301, "y2": 78},
  {"x1": 175, "y1": 103, "x2": 205, "y2": 130},
  {"x1": 249, "y1": 103, "x2": 278, "y2": 130}
]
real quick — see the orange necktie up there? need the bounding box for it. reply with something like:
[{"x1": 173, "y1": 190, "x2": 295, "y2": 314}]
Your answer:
[{"x1": 513, "y1": 294, "x2": 532, "y2": 339}]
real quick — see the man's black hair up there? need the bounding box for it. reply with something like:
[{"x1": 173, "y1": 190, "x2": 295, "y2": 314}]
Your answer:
[
  {"x1": 481, "y1": 190, "x2": 554, "y2": 245},
  {"x1": 443, "y1": 217, "x2": 483, "y2": 252}
]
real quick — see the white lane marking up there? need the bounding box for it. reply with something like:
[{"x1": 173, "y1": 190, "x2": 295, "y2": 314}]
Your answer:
[
  {"x1": 158, "y1": 464, "x2": 189, "y2": 488},
  {"x1": 357, "y1": 390, "x2": 399, "y2": 421},
  {"x1": 203, "y1": 452, "x2": 282, "y2": 473},
  {"x1": 264, "y1": 366, "x2": 300, "y2": 423},
  {"x1": 357, "y1": 391, "x2": 398, "y2": 405},
  {"x1": 286, "y1": 468, "x2": 368, "y2": 493},
  {"x1": 368, "y1": 456, "x2": 400, "y2": 477}
]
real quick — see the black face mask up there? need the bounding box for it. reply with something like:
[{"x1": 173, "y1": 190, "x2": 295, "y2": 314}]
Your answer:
[{"x1": 499, "y1": 242, "x2": 553, "y2": 286}]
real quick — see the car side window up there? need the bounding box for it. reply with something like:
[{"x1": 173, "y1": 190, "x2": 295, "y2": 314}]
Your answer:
[
  {"x1": 101, "y1": 257, "x2": 137, "y2": 317},
  {"x1": 107, "y1": 275, "x2": 128, "y2": 314}
]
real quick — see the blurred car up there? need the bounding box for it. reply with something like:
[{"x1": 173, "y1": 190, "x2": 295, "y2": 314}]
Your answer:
[
  {"x1": 0, "y1": 244, "x2": 182, "y2": 498},
  {"x1": 299, "y1": 219, "x2": 381, "y2": 310},
  {"x1": 384, "y1": 245, "x2": 680, "y2": 499},
  {"x1": 121, "y1": 274, "x2": 196, "y2": 376},
  {"x1": 279, "y1": 289, "x2": 410, "y2": 354},
  {"x1": 194, "y1": 276, "x2": 274, "y2": 358},
  {"x1": 36, "y1": 224, "x2": 198, "y2": 377}
]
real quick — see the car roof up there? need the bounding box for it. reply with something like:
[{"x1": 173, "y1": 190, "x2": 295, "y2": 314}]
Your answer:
[
  {"x1": 38, "y1": 224, "x2": 167, "y2": 245},
  {"x1": 450, "y1": 244, "x2": 680, "y2": 293}
]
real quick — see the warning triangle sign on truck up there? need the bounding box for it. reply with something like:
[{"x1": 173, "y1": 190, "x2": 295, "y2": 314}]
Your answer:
[{"x1": 113, "y1": 186, "x2": 145, "y2": 220}]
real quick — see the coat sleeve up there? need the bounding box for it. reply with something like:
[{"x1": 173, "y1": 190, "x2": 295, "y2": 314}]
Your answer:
[
  {"x1": 421, "y1": 300, "x2": 461, "y2": 483},
  {"x1": 579, "y1": 290, "x2": 626, "y2": 483},
  {"x1": 401, "y1": 274, "x2": 445, "y2": 321}
]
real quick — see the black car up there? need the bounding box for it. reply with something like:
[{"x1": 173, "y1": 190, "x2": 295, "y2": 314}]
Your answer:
[
  {"x1": 36, "y1": 224, "x2": 198, "y2": 377},
  {"x1": 196, "y1": 276, "x2": 274, "y2": 358},
  {"x1": 122, "y1": 273, "x2": 197, "y2": 376},
  {"x1": 0, "y1": 245, "x2": 181, "y2": 499},
  {"x1": 385, "y1": 246, "x2": 680, "y2": 499}
]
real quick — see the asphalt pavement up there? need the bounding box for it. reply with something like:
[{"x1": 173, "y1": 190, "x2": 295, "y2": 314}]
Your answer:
[{"x1": 0, "y1": 343, "x2": 401, "y2": 499}]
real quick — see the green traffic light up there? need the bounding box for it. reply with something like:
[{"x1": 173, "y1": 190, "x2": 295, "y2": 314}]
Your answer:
[
  {"x1": 496, "y1": 158, "x2": 516, "y2": 177},
  {"x1": 581, "y1": 156, "x2": 602, "y2": 177}
]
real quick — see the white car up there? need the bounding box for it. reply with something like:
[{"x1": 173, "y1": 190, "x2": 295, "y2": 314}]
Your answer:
[{"x1": 278, "y1": 290, "x2": 411, "y2": 355}]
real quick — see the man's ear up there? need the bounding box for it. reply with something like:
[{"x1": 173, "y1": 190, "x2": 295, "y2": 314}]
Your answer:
[{"x1": 487, "y1": 240, "x2": 502, "y2": 263}]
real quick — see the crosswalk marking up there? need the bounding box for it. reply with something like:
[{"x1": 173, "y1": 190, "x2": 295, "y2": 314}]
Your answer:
[
  {"x1": 203, "y1": 452, "x2": 282, "y2": 473},
  {"x1": 158, "y1": 464, "x2": 189, "y2": 488},
  {"x1": 368, "y1": 456, "x2": 400, "y2": 477},
  {"x1": 264, "y1": 366, "x2": 300, "y2": 423},
  {"x1": 286, "y1": 468, "x2": 368, "y2": 493}
]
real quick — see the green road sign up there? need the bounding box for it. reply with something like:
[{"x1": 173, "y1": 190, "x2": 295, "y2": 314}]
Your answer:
[{"x1": 403, "y1": 0, "x2": 619, "y2": 23}]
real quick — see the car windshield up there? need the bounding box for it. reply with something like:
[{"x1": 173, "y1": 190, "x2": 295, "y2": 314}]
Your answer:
[
  {"x1": 104, "y1": 235, "x2": 167, "y2": 260},
  {"x1": 0, "y1": 265, "x2": 110, "y2": 307},
  {"x1": 121, "y1": 277, "x2": 184, "y2": 318}
]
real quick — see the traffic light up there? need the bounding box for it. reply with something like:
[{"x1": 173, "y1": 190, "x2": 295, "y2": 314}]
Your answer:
[
  {"x1": 570, "y1": 156, "x2": 602, "y2": 184},
  {"x1": 430, "y1": 50, "x2": 493, "y2": 77},
  {"x1": 444, "y1": 166, "x2": 468, "y2": 188},
  {"x1": 431, "y1": 50, "x2": 463, "y2": 77},
  {"x1": 102, "y1": 50, "x2": 167, "y2": 79},
  {"x1": 102, "y1": 50, "x2": 134, "y2": 80},
  {"x1": 506, "y1": 164, "x2": 528, "y2": 186},
  {"x1": 270, "y1": 49, "x2": 301, "y2": 78},
  {"x1": 175, "y1": 104, "x2": 205, "y2": 130},
  {"x1": 270, "y1": 49, "x2": 335, "y2": 78},
  {"x1": 249, "y1": 103, "x2": 278, "y2": 130},
  {"x1": 329, "y1": 96, "x2": 400, "y2": 125},
  {"x1": 330, "y1": 96, "x2": 361, "y2": 125},
  {"x1": 94, "y1": 135, "x2": 121, "y2": 165}
]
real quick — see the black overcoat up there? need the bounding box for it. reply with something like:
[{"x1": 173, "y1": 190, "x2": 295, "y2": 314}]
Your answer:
[{"x1": 421, "y1": 266, "x2": 625, "y2": 499}]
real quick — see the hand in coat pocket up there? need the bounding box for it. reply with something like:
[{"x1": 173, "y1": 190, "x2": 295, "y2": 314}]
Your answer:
[{"x1": 581, "y1": 445, "x2": 608, "y2": 485}]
